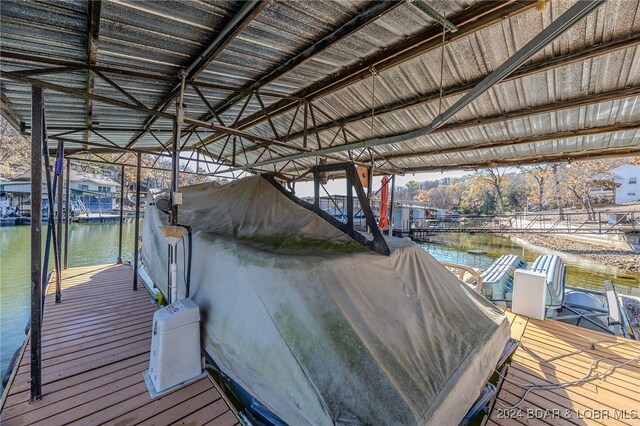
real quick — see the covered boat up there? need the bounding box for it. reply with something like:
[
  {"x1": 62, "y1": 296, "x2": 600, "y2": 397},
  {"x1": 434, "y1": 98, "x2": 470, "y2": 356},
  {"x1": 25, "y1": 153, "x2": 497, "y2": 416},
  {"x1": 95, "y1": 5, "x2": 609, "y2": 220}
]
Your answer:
[{"x1": 142, "y1": 176, "x2": 509, "y2": 425}]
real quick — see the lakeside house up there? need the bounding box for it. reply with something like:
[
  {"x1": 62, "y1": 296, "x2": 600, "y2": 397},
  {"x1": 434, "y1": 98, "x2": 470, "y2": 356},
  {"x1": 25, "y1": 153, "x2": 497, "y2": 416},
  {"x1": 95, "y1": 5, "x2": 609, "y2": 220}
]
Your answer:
[
  {"x1": 588, "y1": 164, "x2": 640, "y2": 204},
  {"x1": 611, "y1": 164, "x2": 640, "y2": 204},
  {"x1": 0, "y1": 165, "x2": 121, "y2": 214}
]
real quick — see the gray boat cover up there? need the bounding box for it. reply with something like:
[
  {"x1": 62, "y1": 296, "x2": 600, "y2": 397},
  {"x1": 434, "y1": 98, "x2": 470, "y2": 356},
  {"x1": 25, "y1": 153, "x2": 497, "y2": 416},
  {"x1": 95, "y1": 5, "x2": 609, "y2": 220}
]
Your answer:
[{"x1": 142, "y1": 177, "x2": 509, "y2": 426}]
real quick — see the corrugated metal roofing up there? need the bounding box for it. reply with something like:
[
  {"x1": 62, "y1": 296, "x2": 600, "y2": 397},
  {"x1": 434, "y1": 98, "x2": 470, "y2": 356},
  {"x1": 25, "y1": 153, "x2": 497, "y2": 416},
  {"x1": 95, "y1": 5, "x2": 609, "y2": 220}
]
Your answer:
[{"x1": 1, "y1": 0, "x2": 638, "y2": 177}]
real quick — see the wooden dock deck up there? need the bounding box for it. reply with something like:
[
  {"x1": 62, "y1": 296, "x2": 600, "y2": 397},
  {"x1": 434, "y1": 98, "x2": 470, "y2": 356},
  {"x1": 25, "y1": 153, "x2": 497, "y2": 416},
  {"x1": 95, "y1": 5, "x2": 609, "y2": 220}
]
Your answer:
[
  {"x1": 0, "y1": 264, "x2": 239, "y2": 426},
  {"x1": 487, "y1": 311, "x2": 640, "y2": 426}
]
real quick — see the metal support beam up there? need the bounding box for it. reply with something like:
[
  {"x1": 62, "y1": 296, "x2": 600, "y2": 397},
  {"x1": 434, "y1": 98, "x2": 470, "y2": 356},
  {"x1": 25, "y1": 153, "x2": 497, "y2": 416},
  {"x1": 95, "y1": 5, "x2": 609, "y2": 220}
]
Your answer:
[
  {"x1": 1, "y1": 92, "x2": 23, "y2": 132},
  {"x1": 198, "y1": 1, "x2": 536, "y2": 148},
  {"x1": 117, "y1": 164, "x2": 125, "y2": 264},
  {"x1": 222, "y1": 0, "x2": 605, "y2": 171},
  {"x1": 126, "y1": 0, "x2": 267, "y2": 148},
  {"x1": 133, "y1": 153, "x2": 141, "y2": 291},
  {"x1": 171, "y1": 117, "x2": 180, "y2": 225},
  {"x1": 346, "y1": 172, "x2": 353, "y2": 229},
  {"x1": 30, "y1": 86, "x2": 43, "y2": 402},
  {"x1": 64, "y1": 158, "x2": 70, "y2": 269},
  {"x1": 382, "y1": 119, "x2": 640, "y2": 162},
  {"x1": 184, "y1": 0, "x2": 402, "y2": 136},
  {"x1": 402, "y1": 146, "x2": 640, "y2": 173},
  {"x1": 55, "y1": 141, "x2": 64, "y2": 293},
  {"x1": 388, "y1": 174, "x2": 395, "y2": 236},
  {"x1": 285, "y1": 50, "x2": 640, "y2": 142},
  {"x1": 4, "y1": 71, "x2": 308, "y2": 154},
  {"x1": 85, "y1": 0, "x2": 102, "y2": 141},
  {"x1": 264, "y1": 170, "x2": 389, "y2": 255},
  {"x1": 41, "y1": 114, "x2": 62, "y2": 305}
]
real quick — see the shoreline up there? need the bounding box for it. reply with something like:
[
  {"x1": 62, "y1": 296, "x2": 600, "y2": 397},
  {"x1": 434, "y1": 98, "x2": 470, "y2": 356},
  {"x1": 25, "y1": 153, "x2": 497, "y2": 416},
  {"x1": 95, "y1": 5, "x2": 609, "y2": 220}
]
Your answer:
[{"x1": 503, "y1": 233, "x2": 639, "y2": 273}]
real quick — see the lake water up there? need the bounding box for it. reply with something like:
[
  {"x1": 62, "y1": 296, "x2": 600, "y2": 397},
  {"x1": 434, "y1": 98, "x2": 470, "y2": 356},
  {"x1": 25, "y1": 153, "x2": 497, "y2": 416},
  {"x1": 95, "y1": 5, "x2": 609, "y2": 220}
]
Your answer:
[
  {"x1": 1, "y1": 225, "x2": 638, "y2": 393},
  {"x1": 420, "y1": 233, "x2": 639, "y2": 295},
  {"x1": 0, "y1": 222, "x2": 137, "y2": 392}
]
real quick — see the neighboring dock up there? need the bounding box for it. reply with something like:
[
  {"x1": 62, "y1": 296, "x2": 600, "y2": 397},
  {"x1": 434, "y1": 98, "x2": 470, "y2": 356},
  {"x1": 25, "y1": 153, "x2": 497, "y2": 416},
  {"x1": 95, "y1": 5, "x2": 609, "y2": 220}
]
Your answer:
[
  {"x1": 487, "y1": 310, "x2": 640, "y2": 425},
  {"x1": 0, "y1": 264, "x2": 239, "y2": 426}
]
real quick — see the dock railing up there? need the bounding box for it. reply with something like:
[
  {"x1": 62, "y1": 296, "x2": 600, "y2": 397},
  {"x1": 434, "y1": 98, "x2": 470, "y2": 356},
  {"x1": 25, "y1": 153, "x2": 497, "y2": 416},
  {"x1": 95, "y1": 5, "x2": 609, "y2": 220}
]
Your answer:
[{"x1": 403, "y1": 210, "x2": 638, "y2": 235}]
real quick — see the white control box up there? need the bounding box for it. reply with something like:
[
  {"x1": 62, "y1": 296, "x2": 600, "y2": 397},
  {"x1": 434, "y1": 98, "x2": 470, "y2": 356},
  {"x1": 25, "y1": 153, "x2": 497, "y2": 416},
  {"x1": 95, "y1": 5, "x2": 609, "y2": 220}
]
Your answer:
[
  {"x1": 149, "y1": 298, "x2": 202, "y2": 392},
  {"x1": 512, "y1": 269, "x2": 547, "y2": 320}
]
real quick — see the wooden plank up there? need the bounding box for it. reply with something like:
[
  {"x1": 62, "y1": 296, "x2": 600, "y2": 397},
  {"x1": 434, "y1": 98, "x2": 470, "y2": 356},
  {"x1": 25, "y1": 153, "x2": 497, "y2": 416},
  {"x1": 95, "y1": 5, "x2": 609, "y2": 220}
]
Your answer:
[
  {"x1": 505, "y1": 311, "x2": 529, "y2": 340},
  {"x1": 1, "y1": 264, "x2": 237, "y2": 426},
  {"x1": 4, "y1": 353, "x2": 149, "y2": 408},
  {"x1": 2, "y1": 361, "x2": 148, "y2": 420},
  {"x1": 518, "y1": 334, "x2": 640, "y2": 381},
  {"x1": 511, "y1": 353, "x2": 640, "y2": 409},
  {"x1": 107, "y1": 378, "x2": 216, "y2": 425},
  {"x1": 137, "y1": 387, "x2": 226, "y2": 426},
  {"x1": 492, "y1": 387, "x2": 566, "y2": 426},
  {"x1": 204, "y1": 411, "x2": 240, "y2": 426},
  {"x1": 522, "y1": 325, "x2": 640, "y2": 360},
  {"x1": 173, "y1": 398, "x2": 230, "y2": 425},
  {"x1": 502, "y1": 368, "x2": 631, "y2": 426},
  {"x1": 64, "y1": 380, "x2": 213, "y2": 425},
  {"x1": 530, "y1": 319, "x2": 640, "y2": 348},
  {"x1": 492, "y1": 312, "x2": 640, "y2": 425},
  {"x1": 4, "y1": 367, "x2": 146, "y2": 425}
]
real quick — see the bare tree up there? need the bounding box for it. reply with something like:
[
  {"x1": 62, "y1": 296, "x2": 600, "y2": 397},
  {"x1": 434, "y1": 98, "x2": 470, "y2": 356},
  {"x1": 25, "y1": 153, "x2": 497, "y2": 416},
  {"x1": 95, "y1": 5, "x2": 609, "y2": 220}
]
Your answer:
[
  {"x1": 480, "y1": 168, "x2": 507, "y2": 213},
  {"x1": 0, "y1": 118, "x2": 30, "y2": 179}
]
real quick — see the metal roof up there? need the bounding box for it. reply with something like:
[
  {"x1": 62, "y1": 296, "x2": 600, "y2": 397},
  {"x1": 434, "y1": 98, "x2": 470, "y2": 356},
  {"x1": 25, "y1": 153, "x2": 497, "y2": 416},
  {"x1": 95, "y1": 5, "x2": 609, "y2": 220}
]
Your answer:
[{"x1": 1, "y1": 0, "x2": 639, "y2": 179}]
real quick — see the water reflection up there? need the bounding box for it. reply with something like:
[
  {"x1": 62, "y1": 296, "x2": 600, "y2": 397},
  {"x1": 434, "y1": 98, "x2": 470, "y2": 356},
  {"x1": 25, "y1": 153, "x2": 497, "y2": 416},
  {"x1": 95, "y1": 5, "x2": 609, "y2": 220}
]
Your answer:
[
  {"x1": 420, "y1": 233, "x2": 639, "y2": 296},
  {"x1": 0, "y1": 222, "x2": 138, "y2": 391}
]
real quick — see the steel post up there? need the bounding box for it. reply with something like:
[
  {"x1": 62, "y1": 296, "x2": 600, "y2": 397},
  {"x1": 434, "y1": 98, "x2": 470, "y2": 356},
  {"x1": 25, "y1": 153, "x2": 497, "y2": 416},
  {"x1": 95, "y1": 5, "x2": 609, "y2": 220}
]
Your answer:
[
  {"x1": 63, "y1": 158, "x2": 70, "y2": 269},
  {"x1": 117, "y1": 164, "x2": 125, "y2": 263},
  {"x1": 41, "y1": 107, "x2": 61, "y2": 304},
  {"x1": 55, "y1": 141, "x2": 64, "y2": 275},
  {"x1": 30, "y1": 86, "x2": 43, "y2": 401},
  {"x1": 346, "y1": 171, "x2": 353, "y2": 229},
  {"x1": 388, "y1": 174, "x2": 395, "y2": 236},
  {"x1": 133, "y1": 153, "x2": 141, "y2": 291}
]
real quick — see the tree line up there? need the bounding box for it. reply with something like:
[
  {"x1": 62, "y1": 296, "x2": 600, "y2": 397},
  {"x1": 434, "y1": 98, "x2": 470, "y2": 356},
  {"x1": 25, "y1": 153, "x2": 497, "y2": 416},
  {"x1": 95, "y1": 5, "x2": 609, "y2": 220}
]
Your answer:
[{"x1": 393, "y1": 158, "x2": 638, "y2": 216}]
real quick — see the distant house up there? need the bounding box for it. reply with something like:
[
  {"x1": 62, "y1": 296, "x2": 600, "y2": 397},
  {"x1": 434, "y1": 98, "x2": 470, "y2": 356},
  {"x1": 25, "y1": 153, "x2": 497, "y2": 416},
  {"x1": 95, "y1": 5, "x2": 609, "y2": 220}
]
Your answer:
[
  {"x1": 611, "y1": 164, "x2": 640, "y2": 204},
  {"x1": 0, "y1": 165, "x2": 121, "y2": 212}
]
